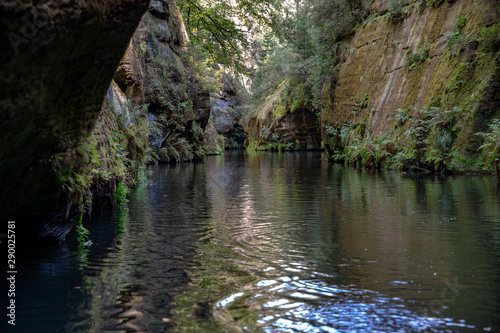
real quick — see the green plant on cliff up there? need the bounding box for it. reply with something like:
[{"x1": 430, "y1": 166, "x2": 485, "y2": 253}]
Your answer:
[
  {"x1": 476, "y1": 119, "x2": 500, "y2": 173},
  {"x1": 478, "y1": 24, "x2": 500, "y2": 53},
  {"x1": 402, "y1": 106, "x2": 459, "y2": 172},
  {"x1": 395, "y1": 108, "x2": 410, "y2": 125},
  {"x1": 184, "y1": 47, "x2": 224, "y2": 94},
  {"x1": 154, "y1": 132, "x2": 194, "y2": 163},
  {"x1": 456, "y1": 16, "x2": 466, "y2": 34},
  {"x1": 388, "y1": 0, "x2": 408, "y2": 24},
  {"x1": 343, "y1": 130, "x2": 398, "y2": 169},
  {"x1": 360, "y1": 93, "x2": 369, "y2": 108},
  {"x1": 446, "y1": 16, "x2": 477, "y2": 58},
  {"x1": 325, "y1": 125, "x2": 338, "y2": 137},
  {"x1": 329, "y1": 105, "x2": 462, "y2": 172},
  {"x1": 55, "y1": 100, "x2": 154, "y2": 216},
  {"x1": 114, "y1": 181, "x2": 129, "y2": 207},
  {"x1": 55, "y1": 138, "x2": 100, "y2": 210},
  {"x1": 406, "y1": 44, "x2": 430, "y2": 70},
  {"x1": 430, "y1": 0, "x2": 445, "y2": 8}
]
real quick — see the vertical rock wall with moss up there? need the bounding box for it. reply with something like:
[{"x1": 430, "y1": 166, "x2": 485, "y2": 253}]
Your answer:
[
  {"x1": 78, "y1": 0, "x2": 222, "y2": 215},
  {"x1": 244, "y1": 80, "x2": 323, "y2": 151},
  {"x1": 50, "y1": 0, "x2": 220, "y2": 238},
  {"x1": 0, "y1": 0, "x2": 150, "y2": 247},
  {"x1": 107, "y1": 0, "x2": 218, "y2": 164},
  {"x1": 322, "y1": 0, "x2": 499, "y2": 172}
]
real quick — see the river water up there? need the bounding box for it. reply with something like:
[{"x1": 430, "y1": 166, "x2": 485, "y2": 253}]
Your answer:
[{"x1": 4, "y1": 151, "x2": 500, "y2": 332}]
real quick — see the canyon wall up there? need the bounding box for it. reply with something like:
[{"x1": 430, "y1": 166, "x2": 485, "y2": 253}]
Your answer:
[
  {"x1": 0, "y1": 0, "x2": 150, "y2": 246},
  {"x1": 0, "y1": 0, "x2": 220, "y2": 247},
  {"x1": 244, "y1": 81, "x2": 322, "y2": 151},
  {"x1": 322, "y1": 0, "x2": 499, "y2": 171}
]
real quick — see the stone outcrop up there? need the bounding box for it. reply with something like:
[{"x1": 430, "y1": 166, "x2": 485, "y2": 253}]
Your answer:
[
  {"x1": 108, "y1": 0, "x2": 214, "y2": 162},
  {"x1": 0, "y1": 0, "x2": 150, "y2": 247},
  {"x1": 210, "y1": 75, "x2": 251, "y2": 149},
  {"x1": 244, "y1": 81, "x2": 322, "y2": 150}
]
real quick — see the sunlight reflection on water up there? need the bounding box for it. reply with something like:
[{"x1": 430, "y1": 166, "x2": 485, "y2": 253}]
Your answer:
[{"x1": 217, "y1": 276, "x2": 477, "y2": 332}]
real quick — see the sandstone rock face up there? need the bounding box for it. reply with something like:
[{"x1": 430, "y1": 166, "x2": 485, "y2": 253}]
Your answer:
[
  {"x1": 0, "y1": 0, "x2": 150, "y2": 247},
  {"x1": 108, "y1": 0, "x2": 212, "y2": 161},
  {"x1": 245, "y1": 83, "x2": 322, "y2": 150},
  {"x1": 212, "y1": 98, "x2": 239, "y2": 134},
  {"x1": 210, "y1": 75, "x2": 251, "y2": 148},
  {"x1": 321, "y1": 0, "x2": 499, "y2": 158}
]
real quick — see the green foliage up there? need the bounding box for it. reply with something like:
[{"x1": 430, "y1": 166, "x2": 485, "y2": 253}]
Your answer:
[
  {"x1": 476, "y1": 119, "x2": 500, "y2": 173},
  {"x1": 402, "y1": 106, "x2": 459, "y2": 171},
  {"x1": 430, "y1": 0, "x2": 445, "y2": 8},
  {"x1": 357, "y1": 117, "x2": 367, "y2": 136},
  {"x1": 76, "y1": 216, "x2": 92, "y2": 247},
  {"x1": 55, "y1": 99, "x2": 154, "y2": 216},
  {"x1": 343, "y1": 132, "x2": 397, "y2": 169},
  {"x1": 251, "y1": 0, "x2": 370, "y2": 110},
  {"x1": 152, "y1": 131, "x2": 200, "y2": 163},
  {"x1": 394, "y1": 108, "x2": 410, "y2": 125},
  {"x1": 114, "y1": 181, "x2": 129, "y2": 207},
  {"x1": 478, "y1": 24, "x2": 500, "y2": 53},
  {"x1": 388, "y1": 0, "x2": 408, "y2": 24},
  {"x1": 456, "y1": 16, "x2": 466, "y2": 34},
  {"x1": 251, "y1": 37, "x2": 297, "y2": 106},
  {"x1": 327, "y1": 106, "x2": 463, "y2": 172},
  {"x1": 445, "y1": 14, "x2": 477, "y2": 58},
  {"x1": 417, "y1": 1, "x2": 428, "y2": 15},
  {"x1": 406, "y1": 44, "x2": 430, "y2": 70},
  {"x1": 54, "y1": 138, "x2": 99, "y2": 212},
  {"x1": 183, "y1": 47, "x2": 224, "y2": 94},
  {"x1": 291, "y1": 96, "x2": 306, "y2": 112},
  {"x1": 325, "y1": 125, "x2": 338, "y2": 137},
  {"x1": 447, "y1": 61, "x2": 474, "y2": 91},
  {"x1": 178, "y1": 1, "x2": 244, "y2": 70},
  {"x1": 273, "y1": 103, "x2": 288, "y2": 118},
  {"x1": 360, "y1": 93, "x2": 369, "y2": 109},
  {"x1": 75, "y1": 215, "x2": 92, "y2": 270},
  {"x1": 429, "y1": 96, "x2": 442, "y2": 108},
  {"x1": 392, "y1": 150, "x2": 414, "y2": 169},
  {"x1": 178, "y1": 0, "x2": 284, "y2": 71}
]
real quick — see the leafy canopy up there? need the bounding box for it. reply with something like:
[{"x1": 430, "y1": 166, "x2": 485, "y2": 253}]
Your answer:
[
  {"x1": 251, "y1": 0, "x2": 371, "y2": 108},
  {"x1": 177, "y1": 0, "x2": 284, "y2": 72}
]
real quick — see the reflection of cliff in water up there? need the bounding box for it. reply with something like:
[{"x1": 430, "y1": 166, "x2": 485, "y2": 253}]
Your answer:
[
  {"x1": 67, "y1": 163, "x2": 214, "y2": 332},
  {"x1": 6, "y1": 152, "x2": 500, "y2": 333}
]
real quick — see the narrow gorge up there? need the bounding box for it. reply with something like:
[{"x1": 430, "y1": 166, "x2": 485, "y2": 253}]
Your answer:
[{"x1": 1, "y1": 1, "x2": 499, "y2": 332}]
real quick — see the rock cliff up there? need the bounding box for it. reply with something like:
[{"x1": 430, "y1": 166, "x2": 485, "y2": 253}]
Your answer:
[
  {"x1": 103, "y1": 0, "x2": 216, "y2": 163},
  {"x1": 210, "y1": 74, "x2": 251, "y2": 149},
  {"x1": 321, "y1": 0, "x2": 499, "y2": 171},
  {"x1": 0, "y1": 0, "x2": 232, "y2": 247},
  {"x1": 244, "y1": 80, "x2": 322, "y2": 151},
  {"x1": 0, "y1": 0, "x2": 150, "y2": 246}
]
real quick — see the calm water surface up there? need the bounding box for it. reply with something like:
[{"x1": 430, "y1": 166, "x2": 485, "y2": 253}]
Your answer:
[{"x1": 4, "y1": 151, "x2": 500, "y2": 332}]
